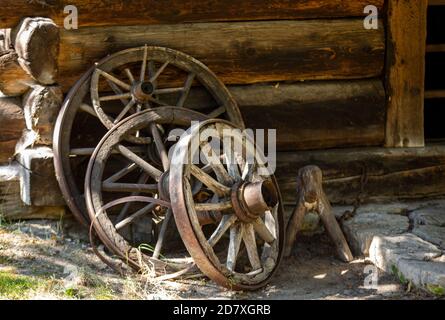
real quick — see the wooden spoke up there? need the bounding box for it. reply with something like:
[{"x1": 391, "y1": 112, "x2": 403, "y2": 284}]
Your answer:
[
  {"x1": 102, "y1": 182, "x2": 158, "y2": 193},
  {"x1": 208, "y1": 214, "x2": 238, "y2": 247},
  {"x1": 194, "y1": 200, "x2": 232, "y2": 212},
  {"x1": 150, "y1": 123, "x2": 169, "y2": 170},
  {"x1": 152, "y1": 208, "x2": 172, "y2": 259},
  {"x1": 201, "y1": 142, "x2": 233, "y2": 186},
  {"x1": 96, "y1": 69, "x2": 131, "y2": 91},
  {"x1": 114, "y1": 99, "x2": 136, "y2": 124},
  {"x1": 154, "y1": 87, "x2": 184, "y2": 95},
  {"x1": 150, "y1": 61, "x2": 169, "y2": 82},
  {"x1": 207, "y1": 106, "x2": 226, "y2": 118},
  {"x1": 177, "y1": 73, "x2": 195, "y2": 108},
  {"x1": 226, "y1": 223, "x2": 243, "y2": 272},
  {"x1": 140, "y1": 45, "x2": 148, "y2": 82},
  {"x1": 70, "y1": 146, "x2": 146, "y2": 157},
  {"x1": 261, "y1": 209, "x2": 277, "y2": 261},
  {"x1": 115, "y1": 202, "x2": 156, "y2": 230},
  {"x1": 106, "y1": 78, "x2": 129, "y2": 106},
  {"x1": 99, "y1": 92, "x2": 132, "y2": 102},
  {"x1": 223, "y1": 141, "x2": 241, "y2": 182},
  {"x1": 252, "y1": 218, "x2": 275, "y2": 244},
  {"x1": 242, "y1": 223, "x2": 262, "y2": 270},
  {"x1": 190, "y1": 165, "x2": 231, "y2": 196},
  {"x1": 103, "y1": 163, "x2": 137, "y2": 183},
  {"x1": 117, "y1": 145, "x2": 162, "y2": 181},
  {"x1": 79, "y1": 103, "x2": 98, "y2": 117},
  {"x1": 115, "y1": 173, "x2": 149, "y2": 223},
  {"x1": 147, "y1": 95, "x2": 169, "y2": 106},
  {"x1": 242, "y1": 162, "x2": 254, "y2": 181},
  {"x1": 124, "y1": 68, "x2": 135, "y2": 83}
]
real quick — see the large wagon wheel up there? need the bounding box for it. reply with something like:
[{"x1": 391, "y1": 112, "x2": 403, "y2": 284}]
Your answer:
[
  {"x1": 169, "y1": 119, "x2": 284, "y2": 290},
  {"x1": 54, "y1": 46, "x2": 244, "y2": 227},
  {"x1": 85, "y1": 107, "x2": 209, "y2": 274}
]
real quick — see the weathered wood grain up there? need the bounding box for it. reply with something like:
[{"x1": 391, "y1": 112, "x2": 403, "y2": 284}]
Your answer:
[
  {"x1": 0, "y1": 0, "x2": 384, "y2": 29},
  {"x1": 0, "y1": 97, "x2": 25, "y2": 164},
  {"x1": 233, "y1": 79, "x2": 386, "y2": 150},
  {"x1": 58, "y1": 19, "x2": 384, "y2": 90},
  {"x1": 0, "y1": 50, "x2": 35, "y2": 96},
  {"x1": 22, "y1": 85, "x2": 63, "y2": 145},
  {"x1": 14, "y1": 17, "x2": 59, "y2": 85},
  {"x1": 385, "y1": 0, "x2": 428, "y2": 147},
  {"x1": 276, "y1": 145, "x2": 445, "y2": 205}
]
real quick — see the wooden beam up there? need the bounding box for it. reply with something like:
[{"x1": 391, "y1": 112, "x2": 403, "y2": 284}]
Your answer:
[
  {"x1": 0, "y1": 0, "x2": 384, "y2": 29},
  {"x1": 425, "y1": 90, "x2": 445, "y2": 99},
  {"x1": 426, "y1": 44, "x2": 445, "y2": 52},
  {"x1": 58, "y1": 19, "x2": 385, "y2": 90},
  {"x1": 276, "y1": 144, "x2": 445, "y2": 205},
  {"x1": 385, "y1": 0, "x2": 428, "y2": 147}
]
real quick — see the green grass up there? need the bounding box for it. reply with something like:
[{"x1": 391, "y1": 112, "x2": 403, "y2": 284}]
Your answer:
[
  {"x1": 0, "y1": 271, "x2": 38, "y2": 299},
  {"x1": 427, "y1": 284, "x2": 444, "y2": 297}
]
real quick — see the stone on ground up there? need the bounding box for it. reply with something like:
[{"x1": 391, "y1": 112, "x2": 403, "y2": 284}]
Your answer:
[
  {"x1": 341, "y1": 210, "x2": 409, "y2": 256},
  {"x1": 369, "y1": 233, "x2": 444, "y2": 288}
]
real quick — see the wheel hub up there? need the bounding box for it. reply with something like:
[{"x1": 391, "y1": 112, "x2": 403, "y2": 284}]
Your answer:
[
  {"x1": 131, "y1": 81, "x2": 155, "y2": 103},
  {"x1": 231, "y1": 180, "x2": 278, "y2": 223}
]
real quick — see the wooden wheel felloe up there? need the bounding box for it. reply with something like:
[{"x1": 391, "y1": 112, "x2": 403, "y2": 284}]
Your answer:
[
  {"x1": 169, "y1": 119, "x2": 285, "y2": 290},
  {"x1": 90, "y1": 45, "x2": 244, "y2": 144},
  {"x1": 53, "y1": 45, "x2": 244, "y2": 227},
  {"x1": 85, "y1": 107, "x2": 208, "y2": 274}
]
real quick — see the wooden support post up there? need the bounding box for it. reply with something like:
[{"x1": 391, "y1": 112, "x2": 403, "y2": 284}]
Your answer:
[
  {"x1": 385, "y1": 0, "x2": 428, "y2": 147},
  {"x1": 284, "y1": 165, "x2": 353, "y2": 262}
]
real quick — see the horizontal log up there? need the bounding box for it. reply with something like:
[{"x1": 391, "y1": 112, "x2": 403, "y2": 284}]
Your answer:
[
  {"x1": 0, "y1": 1, "x2": 384, "y2": 29},
  {"x1": 0, "y1": 97, "x2": 25, "y2": 163},
  {"x1": 233, "y1": 79, "x2": 386, "y2": 150},
  {"x1": 275, "y1": 145, "x2": 445, "y2": 205},
  {"x1": 154, "y1": 79, "x2": 385, "y2": 150},
  {"x1": 0, "y1": 50, "x2": 34, "y2": 96},
  {"x1": 58, "y1": 19, "x2": 384, "y2": 90}
]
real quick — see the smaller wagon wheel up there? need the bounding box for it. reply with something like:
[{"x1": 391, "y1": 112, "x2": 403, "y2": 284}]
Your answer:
[
  {"x1": 90, "y1": 45, "x2": 244, "y2": 144},
  {"x1": 85, "y1": 107, "x2": 208, "y2": 275},
  {"x1": 169, "y1": 119, "x2": 285, "y2": 290}
]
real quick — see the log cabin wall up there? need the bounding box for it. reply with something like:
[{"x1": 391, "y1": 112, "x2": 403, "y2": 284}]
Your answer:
[{"x1": 0, "y1": 0, "x2": 438, "y2": 217}]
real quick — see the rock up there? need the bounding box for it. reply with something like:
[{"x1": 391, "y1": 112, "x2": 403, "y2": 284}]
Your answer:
[
  {"x1": 409, "y1": 208, "x2": 445, "y2": 227},
  {"x1": 369, "y1": 233, "x2": 444, "y2": 288},
  {"x1": 342, "y1": 211, "x2": 409, "y2": 256},
  {"x1": 412, "y1": 225, "x2": 445, "y2": 250},
  {"x1": 409, "y1": 208, "x2": 445, "y2": 250}
]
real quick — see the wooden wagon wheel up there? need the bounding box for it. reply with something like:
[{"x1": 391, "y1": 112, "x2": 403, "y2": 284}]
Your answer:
[
  {"x1": 169, "y1": 119, "x2": 284, "y2": 290},
  {"x1": 53, "y1": 45, "x2": 244, "y2": 227},
  {"x1": 84, "y1": 107, "x2": 209, "y2": 274}
]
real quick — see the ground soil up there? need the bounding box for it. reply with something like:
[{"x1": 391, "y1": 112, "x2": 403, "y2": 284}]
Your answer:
[{"x1": 0, "y1": 218, "x2": 435, "y2": 300}]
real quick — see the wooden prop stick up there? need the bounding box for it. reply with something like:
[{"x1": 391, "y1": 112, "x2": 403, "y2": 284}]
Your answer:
[{"x1": 284, "y1": 165, "x2": 353, "y2": 262}]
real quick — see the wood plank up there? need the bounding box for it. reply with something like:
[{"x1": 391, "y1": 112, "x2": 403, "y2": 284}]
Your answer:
[
  {"x1": 58, "y1": 19, "x2": 385, "y2": 90},
  {"x1": 0, "y1": 0, "x2": 384, "y2": 29},
  {"x1": 275, "y1": 144, "x2": 445, "y2": 205},
  {"x1": 385, "y1": 0, "x2": 428, "y2": 147}
]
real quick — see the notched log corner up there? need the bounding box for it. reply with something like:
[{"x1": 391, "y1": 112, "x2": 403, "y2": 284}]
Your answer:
[{"x1": 284, "y1": 165, "x2": 353, "y2": 263}]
